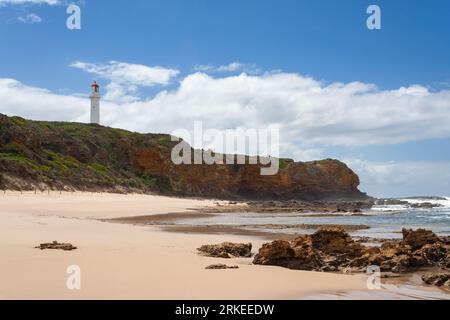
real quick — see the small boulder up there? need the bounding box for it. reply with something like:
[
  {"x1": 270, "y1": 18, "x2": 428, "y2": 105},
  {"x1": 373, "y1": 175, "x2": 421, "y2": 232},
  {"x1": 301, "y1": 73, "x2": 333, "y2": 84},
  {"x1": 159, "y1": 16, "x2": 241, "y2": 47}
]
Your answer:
[
  {"x1": 253, "y1": 237, "x2": 324, "y2": 271},
  {"x1": 35, "y1": 241, "x2": 77, "y2": 251},
  {"x1": 402, "y1": 229, "x2": 441, "y2": 250},
  {"x1": 205, "y1": 264, "x2": 239, "y2": 270},
  {"x1": 197, "y1": 242, "x2": 252, "y2": 258},
  {"x1": 253, "y1": 240, "x2": 294, "y2": 263}
]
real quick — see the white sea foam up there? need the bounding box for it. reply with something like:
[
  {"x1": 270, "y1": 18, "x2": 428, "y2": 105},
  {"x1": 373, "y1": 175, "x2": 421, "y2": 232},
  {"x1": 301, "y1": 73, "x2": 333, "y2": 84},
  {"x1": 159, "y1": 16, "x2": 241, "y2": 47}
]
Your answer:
[
  {"x1": 371, "y1": 204, "x2": 409, "y2": 212},
  {"x1": 401, "y1": 196, "x2": 450, "y2": 209}
]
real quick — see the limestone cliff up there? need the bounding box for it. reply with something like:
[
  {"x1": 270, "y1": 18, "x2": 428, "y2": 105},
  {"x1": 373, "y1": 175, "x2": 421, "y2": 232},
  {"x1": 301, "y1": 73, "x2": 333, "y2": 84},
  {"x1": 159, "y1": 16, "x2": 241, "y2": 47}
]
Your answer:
[{"x1": 0, "y1": 114, "x2": 367, "y2": 200}]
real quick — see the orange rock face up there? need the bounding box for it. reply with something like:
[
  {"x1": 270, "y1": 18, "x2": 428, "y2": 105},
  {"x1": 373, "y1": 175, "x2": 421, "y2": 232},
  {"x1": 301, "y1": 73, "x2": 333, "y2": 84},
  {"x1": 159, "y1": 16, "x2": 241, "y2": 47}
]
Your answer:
[{"x1": 133, "y1": 144, "x2": 366, "y2": 200}]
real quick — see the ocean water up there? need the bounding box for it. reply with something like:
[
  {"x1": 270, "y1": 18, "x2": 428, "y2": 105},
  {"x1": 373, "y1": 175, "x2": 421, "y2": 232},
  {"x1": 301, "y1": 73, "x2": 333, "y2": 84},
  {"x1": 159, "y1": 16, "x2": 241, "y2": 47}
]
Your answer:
[{"x1": 178, "y1": 197, "x2": 450, "y2": 239}]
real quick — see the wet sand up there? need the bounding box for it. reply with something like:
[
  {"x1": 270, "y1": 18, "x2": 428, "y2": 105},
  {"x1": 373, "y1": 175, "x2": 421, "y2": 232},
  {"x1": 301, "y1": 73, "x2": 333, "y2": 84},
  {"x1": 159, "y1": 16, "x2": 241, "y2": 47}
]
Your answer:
[{"x1": 105, "y1": 212, "x2": 371, "y2": 241}]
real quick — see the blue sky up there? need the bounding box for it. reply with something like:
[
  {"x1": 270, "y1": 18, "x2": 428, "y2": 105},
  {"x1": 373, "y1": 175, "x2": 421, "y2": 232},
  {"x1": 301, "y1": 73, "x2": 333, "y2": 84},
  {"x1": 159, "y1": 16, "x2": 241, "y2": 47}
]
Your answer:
[{"x1": 1, "y1": 0, "x2": 450, "y2": 197}]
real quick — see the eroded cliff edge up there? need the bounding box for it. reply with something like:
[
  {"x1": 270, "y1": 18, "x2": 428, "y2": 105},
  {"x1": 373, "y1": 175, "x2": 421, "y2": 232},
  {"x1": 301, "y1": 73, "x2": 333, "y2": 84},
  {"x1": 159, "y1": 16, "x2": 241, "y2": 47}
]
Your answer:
[{"x1": 0, "y1": 114, "x2": 368, "y2": 200}]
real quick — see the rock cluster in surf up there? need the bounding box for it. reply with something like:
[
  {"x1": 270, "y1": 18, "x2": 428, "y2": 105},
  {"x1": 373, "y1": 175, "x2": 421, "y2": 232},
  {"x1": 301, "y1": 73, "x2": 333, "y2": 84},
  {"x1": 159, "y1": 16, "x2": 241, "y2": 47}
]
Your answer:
[{"x1": 252, "y1": 228, "x2": 450, "y2": 277}]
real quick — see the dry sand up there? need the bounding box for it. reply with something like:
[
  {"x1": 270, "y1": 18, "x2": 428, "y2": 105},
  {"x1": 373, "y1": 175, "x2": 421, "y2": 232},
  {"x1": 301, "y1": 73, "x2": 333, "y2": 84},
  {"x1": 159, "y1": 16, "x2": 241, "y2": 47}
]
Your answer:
[{"x1": 0, "y1": 191, "x2": 404, "y2": 300}]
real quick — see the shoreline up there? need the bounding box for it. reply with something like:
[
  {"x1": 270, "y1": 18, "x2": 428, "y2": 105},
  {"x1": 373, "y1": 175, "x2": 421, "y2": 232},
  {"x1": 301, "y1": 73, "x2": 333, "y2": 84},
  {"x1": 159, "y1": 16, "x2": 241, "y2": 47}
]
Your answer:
[{"x1": 0, "y1": 192, "x2": 448, "y2": 300}]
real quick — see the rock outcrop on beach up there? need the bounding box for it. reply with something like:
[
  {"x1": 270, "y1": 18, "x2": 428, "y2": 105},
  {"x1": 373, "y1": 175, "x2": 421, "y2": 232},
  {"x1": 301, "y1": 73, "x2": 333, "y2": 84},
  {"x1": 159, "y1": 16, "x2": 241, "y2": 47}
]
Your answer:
[
  {"x1": 197, "y1": 242, "x2": 252, "y2": 259},
  {"x1": 422, "y1": 273, "x2": 450, "y2": 289},
  {"x1": 35, "y1": 241, "x2": 77, "y2": 251},
  {"x1": 205, "y1": 264, "x2": 239, "y2": 270},
  {"x1": 253, "y1": 228, "x2": 450, "y2": 274},
  {"x1": 0, "y1": 114, "x2": 367, "y2": 200}
]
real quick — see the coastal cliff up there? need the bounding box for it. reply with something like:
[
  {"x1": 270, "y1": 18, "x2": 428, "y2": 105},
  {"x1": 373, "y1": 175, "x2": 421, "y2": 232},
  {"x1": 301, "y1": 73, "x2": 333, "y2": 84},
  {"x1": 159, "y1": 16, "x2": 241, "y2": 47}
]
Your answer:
[{"x1": 0, "y1": 114, "x2": 367, "y2": 200}]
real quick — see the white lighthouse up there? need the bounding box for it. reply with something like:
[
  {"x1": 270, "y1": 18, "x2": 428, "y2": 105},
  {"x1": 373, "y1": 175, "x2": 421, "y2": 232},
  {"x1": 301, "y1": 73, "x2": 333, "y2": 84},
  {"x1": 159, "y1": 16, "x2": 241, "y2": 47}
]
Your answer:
[{"x1": 89, "y1": 81, "x2": 101, "y2": 124}]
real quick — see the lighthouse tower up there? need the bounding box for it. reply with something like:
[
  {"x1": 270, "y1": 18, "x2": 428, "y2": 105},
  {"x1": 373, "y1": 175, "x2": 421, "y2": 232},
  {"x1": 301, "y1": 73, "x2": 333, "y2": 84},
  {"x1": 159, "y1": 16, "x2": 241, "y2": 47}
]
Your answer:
[{"x1": 89, "y1": 81, "x2": 101, "y2": 124}]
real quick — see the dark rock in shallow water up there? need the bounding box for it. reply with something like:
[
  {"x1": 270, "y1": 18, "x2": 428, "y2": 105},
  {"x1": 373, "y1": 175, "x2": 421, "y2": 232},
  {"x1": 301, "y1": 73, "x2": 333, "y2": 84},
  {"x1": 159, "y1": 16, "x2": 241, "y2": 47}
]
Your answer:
[
  {"x1": 244, "y1": 200, "x2": 374, "y2": 214},
  {"x1": 410, "y1": 202, "x2": 443, "y2": 209},
  {"x1": 375, "y1": 198, "x2": 443, "y2": 209},
  {"x1": 197, "y1": 242, "x2": 252, "y2": 258},
  {"x1": 35, "y1": 241, "x2": 77, "y2": 251},
  {"x1": 375, "y1": 199, "x2": 409, "y2": 206}
]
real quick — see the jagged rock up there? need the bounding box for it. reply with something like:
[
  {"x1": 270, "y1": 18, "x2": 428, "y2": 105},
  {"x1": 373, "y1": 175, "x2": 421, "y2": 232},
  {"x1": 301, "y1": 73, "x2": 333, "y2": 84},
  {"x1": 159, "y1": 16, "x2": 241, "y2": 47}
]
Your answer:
[
  {"x1": 253, "y1": 236, "x2": 324, "y2": 271},
  {"x1": 253, "y1": 228, "x2": 362, "y2": 271},
  {"x1": 254, "y1": 240, "x2": 295, "y2": 262},
  {"x1": 422, "y1": 273, "x2": 450, "y2": 288},
  {"x1": 419, "y1": 243, "x2": 448, "y2": 264},
  {"x1": 311, "y1": 227, "x2": 364, "y2": 257},
  {"x1": 197, "y1": 242, "x2": 252, "y2": 258},
  {"x1": 253, "y1": 228, "x2": 450, "y2": 274},
  {"x1": 402, "y1": 228, "x2": 441, "y2": 250},
  {"x1": 205, "y1": 264, "x2": 239, "y2": 270},
  {"x1": 445, "y1": 254, "x2": 450, "y2": 269},
  {"x1": 35, "y1": 241, "x2": 77, "y2": 251},
  {"x1": 364, "y1": 246, "x2": 381, "y2": 255}
]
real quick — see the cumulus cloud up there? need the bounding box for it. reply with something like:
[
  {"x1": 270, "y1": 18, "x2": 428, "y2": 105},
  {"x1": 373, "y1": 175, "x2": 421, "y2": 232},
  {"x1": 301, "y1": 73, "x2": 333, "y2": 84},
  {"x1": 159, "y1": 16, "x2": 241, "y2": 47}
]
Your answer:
[
  {"x1": 194, "y1": 62, "x2": 259, "y2": 74},
  {"x1": 70, "y1": 61, "x2": 179, "y2": 103},
  {"x1": 2, "y1": 70, "x2": 450, "y2": 152},
  {"x1": 107, "y1": 72, "x2": 450, "y2": 151},
  {"x1": 0, "y1": 78, "x2": 115, "y2": 122},
  {"x1": 17, "y1": 13, "x2": 42, "y2": 23},
  {"x1": 347, "y1": 159, "x2": 450, "y2": 197},
  {"x1": 2, "y1": 68, "x2": 450, "y2": 196}
]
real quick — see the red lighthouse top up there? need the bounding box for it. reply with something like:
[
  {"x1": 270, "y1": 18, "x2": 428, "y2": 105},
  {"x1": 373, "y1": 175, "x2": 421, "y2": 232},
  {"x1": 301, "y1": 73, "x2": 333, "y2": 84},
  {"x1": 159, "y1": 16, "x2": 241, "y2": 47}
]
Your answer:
[{"x1": 91, "y1": 81, "x2": 99, "y2": 93}]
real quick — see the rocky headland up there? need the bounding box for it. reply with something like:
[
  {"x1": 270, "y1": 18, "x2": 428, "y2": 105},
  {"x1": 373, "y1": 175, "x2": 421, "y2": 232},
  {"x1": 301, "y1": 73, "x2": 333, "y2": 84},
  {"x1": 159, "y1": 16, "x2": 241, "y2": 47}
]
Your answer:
[{"x1": 0, "y1": 114, "x2": 367, "y2": 201}]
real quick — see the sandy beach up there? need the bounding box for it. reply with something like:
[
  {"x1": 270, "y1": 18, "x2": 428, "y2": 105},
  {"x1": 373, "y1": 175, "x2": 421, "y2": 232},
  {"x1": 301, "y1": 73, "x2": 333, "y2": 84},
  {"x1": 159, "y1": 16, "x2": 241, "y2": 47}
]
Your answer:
[{"x1": 0, "y1": 192, "x2": 445, "y2": 300}]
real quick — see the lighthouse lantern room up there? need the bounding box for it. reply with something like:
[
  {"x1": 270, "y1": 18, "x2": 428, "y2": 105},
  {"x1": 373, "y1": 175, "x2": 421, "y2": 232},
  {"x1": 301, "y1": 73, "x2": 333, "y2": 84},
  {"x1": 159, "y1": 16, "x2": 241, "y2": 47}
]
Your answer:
[{"x1": 89, "y1": 81, "x2": 101, "y2": 124}]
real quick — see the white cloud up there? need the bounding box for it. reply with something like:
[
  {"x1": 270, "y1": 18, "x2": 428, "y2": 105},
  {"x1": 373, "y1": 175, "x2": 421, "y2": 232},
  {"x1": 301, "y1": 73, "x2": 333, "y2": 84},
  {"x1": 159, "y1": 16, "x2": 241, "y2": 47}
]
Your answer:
[
  {"x1": 108, "y1": 72, "x2": 450, "y2": 152},
  {"x1": 2, "y1": 71, "x2": 450, "y2": 153},
  {"x1": 347, "y1": 159, "x2": 450, "y2": 197},
  {"x1": 17, "y1": 13, "x2": 42, "y2": 24},
  {"x1": 195, "y1": 62, "x2": 244, "y2": 73},
  {"x1": 70, "y1": 61, "x2": 179, "y2": 103},
  {"x1": 0, "y1": 79, "x2": 86, "y2": 121},
  {"x1": 2, "y1": 69, "x2": 450, "y2": 197},
  {"x1": 194, "y1": 62, "x2": 260, "y2": 74}
]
